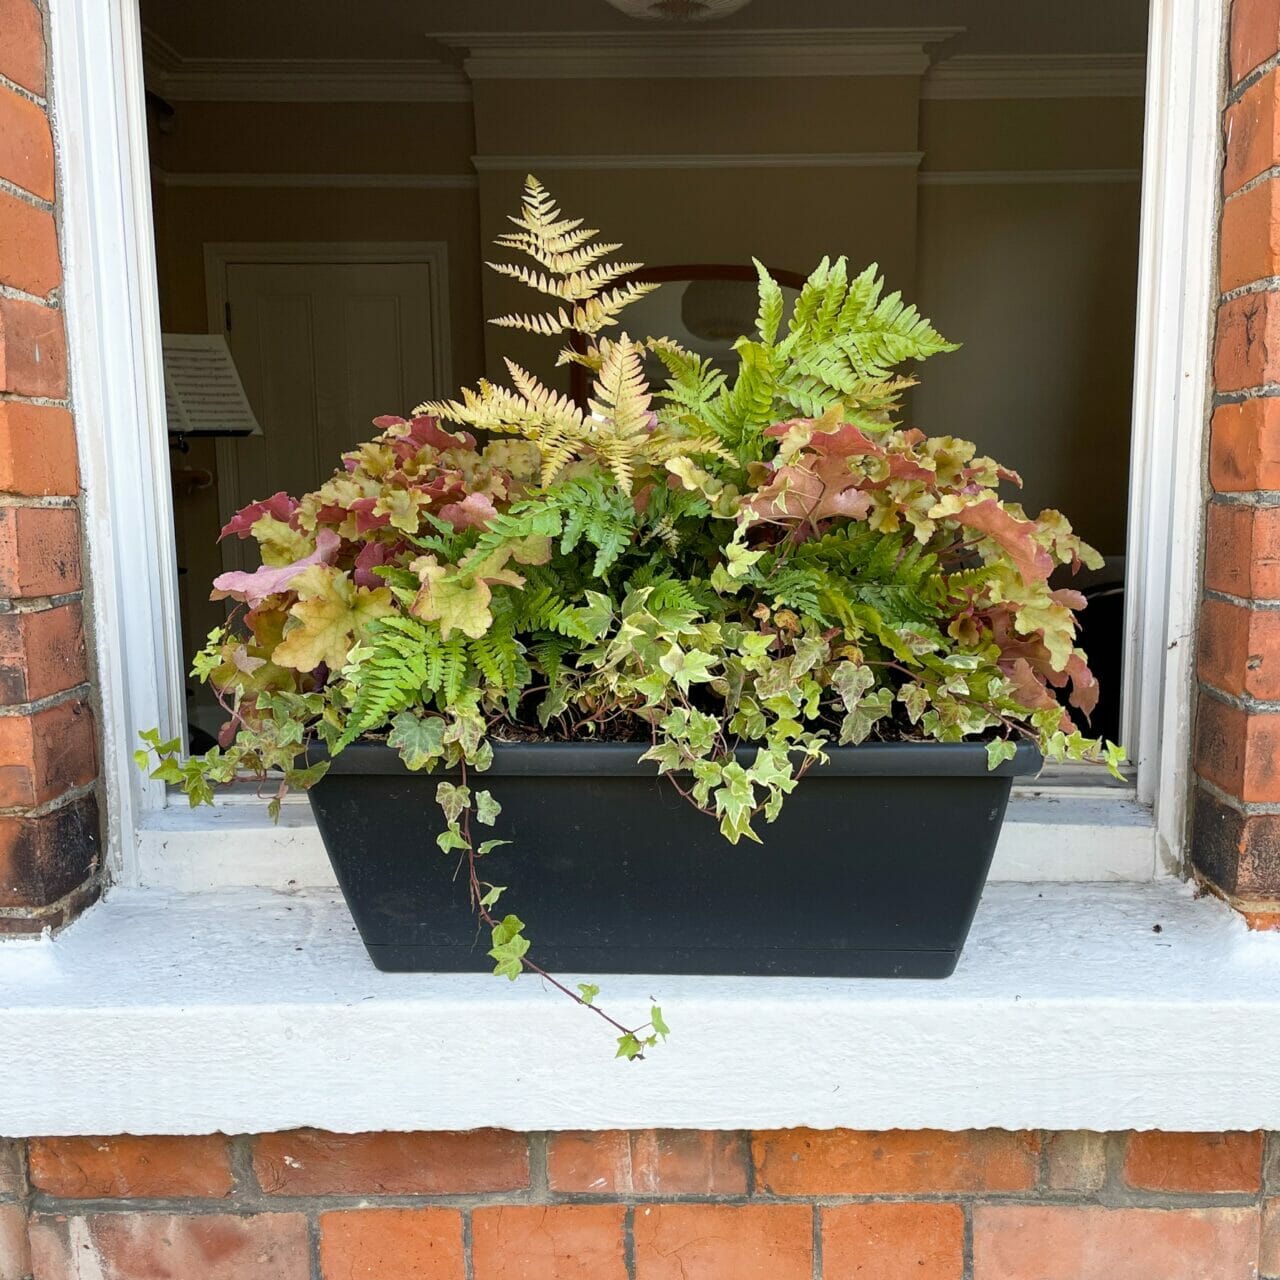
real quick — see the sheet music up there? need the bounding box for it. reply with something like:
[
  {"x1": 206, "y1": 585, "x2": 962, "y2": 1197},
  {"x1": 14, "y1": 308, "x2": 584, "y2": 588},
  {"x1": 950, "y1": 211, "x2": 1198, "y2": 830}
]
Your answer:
[{"x1": 162, "y1": 334, "x2": 261, "y2": 437}]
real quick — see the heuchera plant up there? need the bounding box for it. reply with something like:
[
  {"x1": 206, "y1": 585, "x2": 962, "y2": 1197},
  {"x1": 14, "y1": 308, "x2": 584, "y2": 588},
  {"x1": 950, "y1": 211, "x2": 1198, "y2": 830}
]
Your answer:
[{"x1": 140, "y1": 177, "x2": 1122, "y2": 1058}]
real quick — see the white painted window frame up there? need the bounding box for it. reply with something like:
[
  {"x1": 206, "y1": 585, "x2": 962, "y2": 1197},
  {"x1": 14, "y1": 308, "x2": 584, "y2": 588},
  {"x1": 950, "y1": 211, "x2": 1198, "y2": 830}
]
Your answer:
[{"x1": 46, "y1": 0, "x2": 1224, "y2": 890}]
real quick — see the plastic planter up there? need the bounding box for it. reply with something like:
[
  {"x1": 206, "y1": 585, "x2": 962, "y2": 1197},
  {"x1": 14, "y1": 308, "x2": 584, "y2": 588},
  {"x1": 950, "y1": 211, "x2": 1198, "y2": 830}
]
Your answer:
[{"x1": 307, "y1": 739, "x2": 1040, "y2": 978}]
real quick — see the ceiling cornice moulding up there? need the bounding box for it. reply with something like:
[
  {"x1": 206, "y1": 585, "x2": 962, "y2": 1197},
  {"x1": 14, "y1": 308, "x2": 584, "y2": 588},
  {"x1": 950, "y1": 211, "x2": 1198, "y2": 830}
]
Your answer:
[
  {"x1": 448, "y1": 28, "x2": 965, "y2": 79},
  {"x1": 141, "y1": 28, "x2": 471, "y2": 103},
  {"x1": 151, "y1": 168, "x2": 479, "y2": 191},
  {"x1": 922, "y1": 54, "x2": 1145, "y2": 100},
  {"x1": 473, "y1": 152, "x2": 924, "y2": 171}
]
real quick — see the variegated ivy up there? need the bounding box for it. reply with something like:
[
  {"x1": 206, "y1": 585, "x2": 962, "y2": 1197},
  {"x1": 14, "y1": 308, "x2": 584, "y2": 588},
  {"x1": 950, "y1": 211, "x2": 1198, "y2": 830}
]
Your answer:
[{"x1": 140, "y1": 176, "x2": 1122, "y2": 1058}]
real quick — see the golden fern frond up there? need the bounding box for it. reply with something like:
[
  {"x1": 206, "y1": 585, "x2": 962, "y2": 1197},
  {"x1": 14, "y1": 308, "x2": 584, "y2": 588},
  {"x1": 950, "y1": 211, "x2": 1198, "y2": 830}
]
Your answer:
[
  {"x1": 589, "y1": 336, "x2": 652, "y2": 442},
  {"x1": 418, "y1": 372, "x2": 586, "y2": 446},
  {"x1": 485, "y1": 260, "x2": 645, "y2": 302},
  {"x1": 504, "y1": 360, "x2": 584, "y2": 427},
  {"x1": 539, "y1": 437, "x2": 581, "y2": 488},
  {"x1": 543, "y1": 243, "x2": 626, "y2": 274},
  {"x1": 495, "y1": 235, "x2": 624, "y2": 275},
  {"x1": 572, "y1": 284, "x2": 660, "y2": 335},
  {"x1": 555, "y1": 344, "x2": 604, "y2": 370},
  {"x1": 489, "y1": 309, "x2": 575, "y2": 336},
  {"x1": 595, "y1": 440, "x2": 635, "y2": 496},
  {"x1": 648, "y1": 433, "x2": 736, "y2": 465},
  {"x1": 485, "y1": 177, "x2": 656, "y2": 339}
]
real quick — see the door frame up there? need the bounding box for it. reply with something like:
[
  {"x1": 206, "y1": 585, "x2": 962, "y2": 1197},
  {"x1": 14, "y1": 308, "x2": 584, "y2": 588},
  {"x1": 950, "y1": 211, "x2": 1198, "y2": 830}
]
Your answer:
[{"x1": 203, "y1": 240, "x2": 452, "y2": 534}]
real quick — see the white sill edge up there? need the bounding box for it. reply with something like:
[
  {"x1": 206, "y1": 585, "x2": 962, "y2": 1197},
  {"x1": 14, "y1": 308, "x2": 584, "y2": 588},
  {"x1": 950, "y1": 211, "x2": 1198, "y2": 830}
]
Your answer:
[
  {"x1": 134, "y1": 789, "x2": 1159, "y2": 891},
  {"x1": 2, "y1": 881, "x2": 1278, "y2": 1135}
]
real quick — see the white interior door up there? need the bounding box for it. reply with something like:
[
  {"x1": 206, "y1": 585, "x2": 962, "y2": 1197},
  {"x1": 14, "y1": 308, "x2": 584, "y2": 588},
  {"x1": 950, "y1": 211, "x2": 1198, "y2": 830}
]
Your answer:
[{"x1": 210, "y1": 247, "x2": 448, "y2": 567}]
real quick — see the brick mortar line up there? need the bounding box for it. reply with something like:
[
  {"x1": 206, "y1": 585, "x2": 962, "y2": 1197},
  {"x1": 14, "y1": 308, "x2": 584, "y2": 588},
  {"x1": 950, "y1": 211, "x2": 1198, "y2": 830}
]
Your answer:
[
  {"x1": 24, "y1": 1186, "x2": 1269, "y2": 1214},
  {"x1": 962, "y1": 1201, "x2": 975, "y2": 1280},
  {"x1": 1195, "y1": 773, "x2": 1280, "y2": 816},
  {"x1": 1198, "y1": 680, "x2": 1280, "y2": 714},
  {"x1": 0, "y1": 72, "x2": 45, "y2": 109},
  {"x1": 1203, "y1": 586, "x2": 1280, "y2": 610},
  {"x1": 1214, "y1": 385, "x2": 1280, "y2": 405},
  {"x1": 0, "y1": 392, "x2": 70, "y2": 410},
  {"x1": 0, "y1": 777, "x2": 97, "y2": 824},
  {"x1": 527, "y1": 1131, "x2": 549, "y2": 1199},
  {"x1": 1228, "y1": 51, "x2": 1280, "y2": 107},
  {"x1": 458, "y1": 1205, "x2": 473, "y2": 1280},
  {"x1": 0, "y1": 682, "x2": 90, "y2": 718},
  {"x1": 307, "y1": 1211, "x2": 322, "y2": 1280},
  {"x1": 1221, "y1": 276, "x2": 1280, "y2": 303},
  {"x1": 0, "y1": 494, "x2": 77, "y2": 510},
  {"x1": 1209, "y1": 489, "x2": 1280, "y2": 506},
  {"x1": 0, "y1": 282, "x2": 59, "y2": 309},
  {"x1": 622, "y1": 1204, "x2": 636, "y2": 1280},
  {"x1": 0, "y1": 176, "x2": 53, "y2": 215},
  {"x1": 810, "y1": 1202, "x2": 822, "y2": 1280},
  {"x1": 0, "y1": 592, "x2": 82, "y2": 616},
  {"x1": 0, "y1": 871, "x2": 101, "y2": 922},
  {"x1": 1224, "y1": 165, "x2": 1280, "y2": 202}
]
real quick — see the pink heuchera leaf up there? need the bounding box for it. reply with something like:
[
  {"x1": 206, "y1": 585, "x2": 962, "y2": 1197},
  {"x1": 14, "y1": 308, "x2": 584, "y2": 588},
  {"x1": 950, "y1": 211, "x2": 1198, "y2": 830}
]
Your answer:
[
  {"x1": 438, "y1": 491, "x2": 499, "y2": 531},
  {"x1": 942, "y1": 498, "x2": 1054, "y2": 584},
  {"x1": 353, "y1": 539, "x2": 395, "y2": 588},
  {"x1": 375, "y1": 413, "x2": 476, "y2": 455},
  {"x1": 347, "y1": 498, "x2": 392, "y2": 535},
  {"x1": 219, "y1": 492, "x2": 299, "y2": 541},
  {"x1": 743, "y1": 453, "x2": 874, "y2": 528},
  {"x1": 1059, "y1": 652, "x2": 1100, "y2": 717},
  {"x1": 210, "y1": 528, "x2": 341, "y2": 607}
]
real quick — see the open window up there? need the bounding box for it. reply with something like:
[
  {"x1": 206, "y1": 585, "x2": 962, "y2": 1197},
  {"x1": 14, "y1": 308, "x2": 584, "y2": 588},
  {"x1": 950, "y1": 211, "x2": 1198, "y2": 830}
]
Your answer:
[{"x1": 54, "y1": 0, "x2": 1221, "y2": 889}]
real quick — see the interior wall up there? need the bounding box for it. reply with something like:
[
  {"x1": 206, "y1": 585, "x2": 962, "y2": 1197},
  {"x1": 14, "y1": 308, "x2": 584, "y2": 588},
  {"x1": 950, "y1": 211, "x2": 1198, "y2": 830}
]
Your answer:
[
  {"x1": 913, "y1": 95, "x2": 1146, "y2": 555},
  {"x1": 146, "y1": 72, "x2": 1145, "y2": 669},
  {"x1": 470, "y1": 75, "x2": 922, "y2": 389},
  {"x1": 149, "y1": 100, "x2": 483, "y2": 660}
]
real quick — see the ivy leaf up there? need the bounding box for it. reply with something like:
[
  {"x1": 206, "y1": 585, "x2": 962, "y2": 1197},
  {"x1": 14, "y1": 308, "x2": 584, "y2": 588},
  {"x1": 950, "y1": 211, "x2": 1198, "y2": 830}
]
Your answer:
[
  {"x1": 715, "y1": 762, "x2": 760, "y2": 845},
  {"x1": 650, "y1": 1005, "x2": 670, "y2": 1039},
  {"x1": 475, "y1": 789, "x2": 502, "y2": 826},
  {"x1": 436, "y1": 781, "x2": 470, "y2": 823},
  {"x1": 985, "y1": 738, "x2": 1019, "y2": 771},
  {"x1": 436, "y1": 825, "x2": 467, "y2": 854},
  {"x1": 659, "y1": 645, "x2": 717, "y2": 692},
  {"x1": 575, "y1": 590, "x2": 615, "y2": 640},
  {"x1": 615, "y1": 1033, "x2": 644, "y2": 1061},
  {"x1": 479, "y1": 884, "x2": 506, "y2": 908},
  {"x1": 831, "y1": 661, "x2": 874, "y2": 709},
  {"x1": 489, "y1": 913, "x2": 530, "y2": 980},
  {"x1": 476, "y1": 839, "x2": 511, "y2": 856},
  {"x1": 577, "y1": 982, "x2": 600, "y2": 1006},
  {"x1": 272, "y1": 565, "x2": 395, "y2": 672},
  {"x1": 898, "y1": 682, "x2": 930, "y2": 725},
  {"x1": 388, "y1": 711, "x2": 445, "y2": 771}
]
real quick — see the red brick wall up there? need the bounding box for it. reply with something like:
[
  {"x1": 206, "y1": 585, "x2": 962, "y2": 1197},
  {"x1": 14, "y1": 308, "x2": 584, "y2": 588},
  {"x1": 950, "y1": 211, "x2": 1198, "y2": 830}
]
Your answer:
[
  {"x1": 0, "y1": 0, "x2": 99, "y2": 934},
  {"x1": 1194, "y1": 0, "x2": 1280, "y2": 925},
  {"x1": 0, "y1": 1129, "x2": 1274, "y2": 1278}
]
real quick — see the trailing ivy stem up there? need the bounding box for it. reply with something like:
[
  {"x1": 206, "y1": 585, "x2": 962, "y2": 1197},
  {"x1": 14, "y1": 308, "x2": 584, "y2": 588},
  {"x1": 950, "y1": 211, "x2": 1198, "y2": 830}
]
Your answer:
[{"x1": 456, "y1": 760, "x2": 652, "y2": 1049}]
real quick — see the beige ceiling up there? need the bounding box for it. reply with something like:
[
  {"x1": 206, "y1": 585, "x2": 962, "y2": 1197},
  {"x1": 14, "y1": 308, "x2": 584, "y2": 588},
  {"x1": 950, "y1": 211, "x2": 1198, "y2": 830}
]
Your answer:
[{"x1": 138, "y1": 0, "x2": 1149, "y2": 62}]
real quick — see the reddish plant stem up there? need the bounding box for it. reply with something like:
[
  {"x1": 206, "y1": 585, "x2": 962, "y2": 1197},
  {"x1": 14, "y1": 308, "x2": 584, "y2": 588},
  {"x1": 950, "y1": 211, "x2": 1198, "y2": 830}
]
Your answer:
[{"x1": 456, "y1": 760, "x2": 651, "y2": 1048}]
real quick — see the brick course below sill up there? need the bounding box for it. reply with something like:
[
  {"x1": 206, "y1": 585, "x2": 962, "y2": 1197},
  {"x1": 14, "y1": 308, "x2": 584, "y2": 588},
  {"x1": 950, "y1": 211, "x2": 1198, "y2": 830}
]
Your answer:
[
  {"x1": 0, "y1": 1130, "x2": 1277, "y2": 1279},
  {"x1": 0, "y1": 882, "x2": 1279, "y2": 1135}
]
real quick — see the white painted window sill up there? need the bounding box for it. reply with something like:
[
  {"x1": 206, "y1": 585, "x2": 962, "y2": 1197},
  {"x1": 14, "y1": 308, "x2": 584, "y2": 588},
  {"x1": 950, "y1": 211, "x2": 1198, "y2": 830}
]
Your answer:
[
  {"x1": 135, "y1": 785, "x2": 1160, "y2": 890},
  {"x1": 1, "y1": 880, "x2": 1278, "y2": 1136}
]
